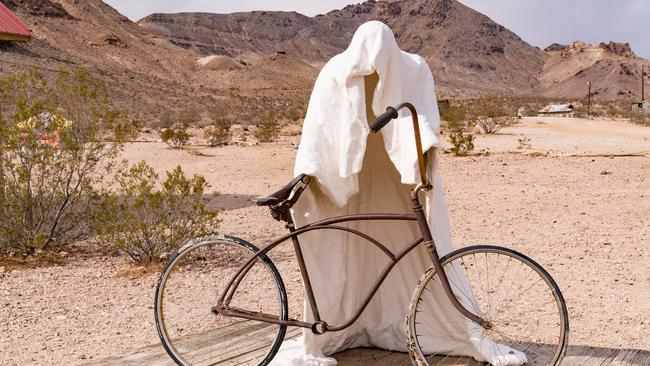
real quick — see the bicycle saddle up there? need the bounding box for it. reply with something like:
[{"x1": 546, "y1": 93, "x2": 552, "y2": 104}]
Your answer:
[{"x1": 254, "y1": 174, "x2": 308, "y2": 206}]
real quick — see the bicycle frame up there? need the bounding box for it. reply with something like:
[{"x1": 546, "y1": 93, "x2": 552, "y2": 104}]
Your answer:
[
  {"x1": 215, "y1": 192, "x2": 488, "y2": 334},
  {"x1": 214, "y1": 102, "x2": 489, "y2": 333}
]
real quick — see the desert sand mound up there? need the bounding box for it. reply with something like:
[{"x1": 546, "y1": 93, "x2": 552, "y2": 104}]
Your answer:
[{"x1": 197, "y1": 55, "x2": 243, "y2": 71}]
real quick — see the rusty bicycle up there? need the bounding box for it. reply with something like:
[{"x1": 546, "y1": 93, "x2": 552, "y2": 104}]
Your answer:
[{"x1": 154, "y1": 103, "x2": 569, "y2": 366}]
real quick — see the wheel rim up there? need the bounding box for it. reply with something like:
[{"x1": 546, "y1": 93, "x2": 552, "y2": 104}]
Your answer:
[
  {"x1": 408, "y1": 246, "x2": 568, "y2": 366},
  {"x1": 155, "y1": 236, "x2": 287, "y2": 366}
]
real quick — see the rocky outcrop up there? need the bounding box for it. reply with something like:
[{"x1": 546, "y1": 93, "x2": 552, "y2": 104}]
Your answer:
[
  {"x1": 545, "y1": 43, "x2": 569, "y2": 52},
  {"x1": 7, "y1": 0, "x2": 72, "y2": 18},
  {"x1": 598, "y1": 41, "x2": 636, "y2": 58}
]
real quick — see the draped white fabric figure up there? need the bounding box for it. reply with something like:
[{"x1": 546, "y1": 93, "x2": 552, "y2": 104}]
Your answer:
[{"x1": 272, "y1": 21, "x2": 526, "y2": 366}]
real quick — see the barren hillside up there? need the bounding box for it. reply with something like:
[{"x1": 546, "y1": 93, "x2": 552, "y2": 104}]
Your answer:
[
  {"x1": 139, "y1": 0, "x2": 548, "y2": 97},
  {"x1": 138, "y1": 0, "x2": 649, "y2": 101},
  {"x1": 0, "y1": 0, "x2": 214, "y2": 121},
  {"x1": 1, "y1": 0, "x2": 647, "y2": 124},
  {"x1": 541, "y1": 41, "x2": 647, "y2": 100},
  {"x1": 0, "y1": 0, "x2": 314, "y2": 124}
]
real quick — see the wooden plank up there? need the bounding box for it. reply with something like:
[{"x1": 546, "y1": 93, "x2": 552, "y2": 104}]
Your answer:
[
  {"x1": 564, "y1": 345, "x2": 600, "y2": 366},
  {"x1": 85, "y1": 324, "x2": 650, "y2": 366},
  {"x1": 610, "y1": 349, "x2": 639, "y2": 366},
  {"x1": 573, "y1": 346, "x2": 619, "y2": 366},
  {"x1": 600, "y1": 349, "x2": 636, "y2": 366},
  {"x1": 630, "y1": 350, "x2": 650, "y2": 366},
  {"x1": 334, "y1": 348, "x2": 411, "y2": 366}
]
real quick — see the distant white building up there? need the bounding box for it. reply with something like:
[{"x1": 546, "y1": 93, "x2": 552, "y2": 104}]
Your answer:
[
  {"x1": 631, "y1": 101, "x2": 650, "y2": 115},
  {"x1": 538, "y1": 104, "x2": 574, "y2": 117}
]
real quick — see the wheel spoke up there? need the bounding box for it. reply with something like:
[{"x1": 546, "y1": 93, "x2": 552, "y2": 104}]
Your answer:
[
  {"x1": 407, "y1": 246, "x2": 568, "y2": 366},
  {"x1": 154, "y1": 237, "x2": 288, "y2": 365}
]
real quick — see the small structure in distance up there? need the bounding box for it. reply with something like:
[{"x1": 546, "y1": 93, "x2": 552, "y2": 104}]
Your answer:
[
  {"x1": 0, "y1": 2, "x2": 33, "y2": 42},
  {"x1": 631, "y1": 101, "x2": 650, "y2": 115},
  {"x1": 538, "y1": 103, "x2": 575, "y2": 117}
]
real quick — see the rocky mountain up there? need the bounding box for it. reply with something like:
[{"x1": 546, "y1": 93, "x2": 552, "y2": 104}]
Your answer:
[
  {"x1": 139, "y1": 0, "x2": 548, "y2": 97},
  {"x1": 139, "y1": 0, "x2": 648, "y2": 101},
  {"x1": 540, "y1": 41, "x2": 646, "y2": 100},
  {"x1": 138, "y1": 11, "x2": 344, "y2": 62},
  {"x1": 0, "y1": 0, "x2": 314, "y2": 124},
  {"x1": 1, "y1": 0, "x2": 646, "y2": 126},
  {"x1": 1, "y1": 0, "x2": 208, "y2": 120}
]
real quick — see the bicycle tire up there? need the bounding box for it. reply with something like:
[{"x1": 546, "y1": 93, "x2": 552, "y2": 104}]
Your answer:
[
  {"x1": 154, "y1": 234, "x2": 288, "y2": 366},
  {"x1": 406, "y1": 245, "x2": 569, "y2": 366}
]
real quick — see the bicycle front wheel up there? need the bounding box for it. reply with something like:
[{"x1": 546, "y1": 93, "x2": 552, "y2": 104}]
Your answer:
[
  {"x1": 154, "y1": 234, "x2": 288, "y2": 366},
  {"x1": 407, "y1": 245, "x2": 568, "y2": 366}
]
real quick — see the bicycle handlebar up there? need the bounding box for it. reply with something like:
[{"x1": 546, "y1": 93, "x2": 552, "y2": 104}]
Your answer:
[
  {"x1": 370, "y1": 107, "x2": 399, "y2": 133},
  {"x1": 369, "y1": 103, "x2": 432, "y2": 192}
]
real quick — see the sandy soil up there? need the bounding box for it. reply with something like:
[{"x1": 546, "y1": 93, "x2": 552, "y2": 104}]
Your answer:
[{"x1": 0, "y1": 117, "x2": 648, "y2": 365}]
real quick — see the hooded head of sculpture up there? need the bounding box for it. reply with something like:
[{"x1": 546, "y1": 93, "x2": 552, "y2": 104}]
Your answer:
[
  {"x1": 295, "y1": 21, "x2": 440, "y2": 207},
  {"x1": 344, "y1": 21, "x2": 400, "y2": 79}
]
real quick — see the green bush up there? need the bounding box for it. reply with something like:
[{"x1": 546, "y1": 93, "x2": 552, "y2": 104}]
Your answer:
[
  {"x1": 160, "y1": 126, "x2": 190, "y2": 149},
  {"x1": 440, "y1": 103, "x2": 475, "y2": 156},
  {"x1": 92, "y1": 161, "x2": 220, "y2": 263},
  {"x1": 204, "y1": 118, "x2": 232, "y2": 147},
  {"x1": 516, "y1": 136, "x2": 532, "y2": 150},
  {"x1": 254, "y1": 121, "x2": 280, "y2": 143},
  {"x1": 449, "y1": 129, "x2": 475, "y2": 156},
  {"x1": 0, "y1": 69, "x2": 134, "y2": 257}
]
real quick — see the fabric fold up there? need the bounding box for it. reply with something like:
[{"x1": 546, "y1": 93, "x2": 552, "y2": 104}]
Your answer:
[{"x1": 281, "y1": 20, "x2": 525, "y2": 366}]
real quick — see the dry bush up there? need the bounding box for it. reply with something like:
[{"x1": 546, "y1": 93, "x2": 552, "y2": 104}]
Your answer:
[
  {"x1": 204, "y1": 118, "x2": 232, "y2": 147},
  {"x1": 516, "y1": 136, "x2": 532, "y2": 150},
  {"x1": 160, "y1": 126, "x2": 190, "y2": 149},
  {"x1": 466, "y1": 96, "x2": 515, "y2": 134},
  {"x1": 0, "y1": 69, "x2": 134, "y2": 257},
  {"x1": 631, "y1": 114, "x2": 650, "y2": 126},
  {"x1": 158, "y1": 110, "x2": 176, "y2": 129},
  {"x1": 92, "y1": 161, "x2": 220, "y2": 263},
  {"x1": 254, "y1": 121, "x2": 280, "y2": 142}
]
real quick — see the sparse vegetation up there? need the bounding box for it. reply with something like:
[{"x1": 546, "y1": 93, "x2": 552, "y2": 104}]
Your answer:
[
  {"x1": 254, "y1": 121, "x2": 280, "y2": 142},
  {"x1": 517, "y1": 136, "x2": 533, "y2": 150},
  {"x1": 204, "y1": 118, "x2": 232, "y2": 147},
  {"x1": 0, "y1": 69, "x2": 135, "y2": 257},
  {"x1": 440, "y1": 102, "x2": 475, "y2": 156},
  {"x1": 465, "y1": 96, "x2": 515, "y2": 134},
  {"x1": 631, "y1": 114, "x2": 650, "y2": 126},
  {"x1": 92, "y1": 161, "x2": 220, "y2": 264},
  {"x1": 160, "y1": 125, "x2": 190, "y2": 149}
]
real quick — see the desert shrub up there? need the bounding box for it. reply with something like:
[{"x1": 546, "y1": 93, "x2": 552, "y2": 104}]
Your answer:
[
  {"x1": 204, "y1": 118, "x2": 232, "y2": 147},
  {"x1": 516, "y1": 136, "x2": 532, "y2": 150},
  {"x1": 287, "y1": 107, "x2": 304, "y2": 122},
  {"x1": 254, "y1": 121, "x2": 280, "y2": 142},
  {"x1": 572, "y1": 104, "x2": 587, "y2": 118},
  {"x1": 158, "y1": 110, "x2": 176, "y2": 129},
  {"x1": 631, "y1": 114, "x2": 650, "y2": 126},
  {"x1": 440, "y1": 103, "x2": 475, "y2": 156},
  {"x1": 449, "y1": 130, "x2": 475, "y2": 156},
  {"x1": 467, "y1": 96, "x2": 515, "y2": 134},
  {"x1": 92, "y1": 161, "x2": 220, "y2": 263},
  {"x1": 178, "y1": 107, "x2": 201, "y2": 126},
  {"x1": 0, "y1": 69, "x2": 134, "y2": 257},
  {"x1": 160, "y1": 125, "x2": 190, "y2": 149}
]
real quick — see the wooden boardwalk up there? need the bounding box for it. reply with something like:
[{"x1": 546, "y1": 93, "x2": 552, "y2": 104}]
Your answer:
[{"x1": 86, "y1": 323, "x2": 650, "y2": 366}]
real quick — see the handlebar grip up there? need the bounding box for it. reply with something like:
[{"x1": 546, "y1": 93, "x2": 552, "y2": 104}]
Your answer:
[{"x1": 370, "y1": 107, "x2": 398, "y2": 133}]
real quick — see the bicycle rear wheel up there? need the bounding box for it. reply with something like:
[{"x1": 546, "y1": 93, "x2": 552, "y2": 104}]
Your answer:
[
  {"x1": 407, "y1": 245, "x2": 568, "y2": 366},
  {"x1": 154, "y1": 234, "x2": 288, "y2": 366}
]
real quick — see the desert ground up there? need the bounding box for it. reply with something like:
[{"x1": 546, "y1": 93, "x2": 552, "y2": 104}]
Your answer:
[{"x1": 0, "y1": 116, "x2": 648, "y2": 365}]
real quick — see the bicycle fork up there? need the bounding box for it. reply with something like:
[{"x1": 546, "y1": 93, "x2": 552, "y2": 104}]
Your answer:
[{"x1": 410, "y1": 186, "x2": 492, "y2": 330}]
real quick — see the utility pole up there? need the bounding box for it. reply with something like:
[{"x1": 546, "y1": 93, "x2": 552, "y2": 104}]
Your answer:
[
  {"x1": 642, "y1": 64, "x2": 646, "y2": 102},
  {"x1": 587, "y1": 82, "x2": 592, "y2": 117}
]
